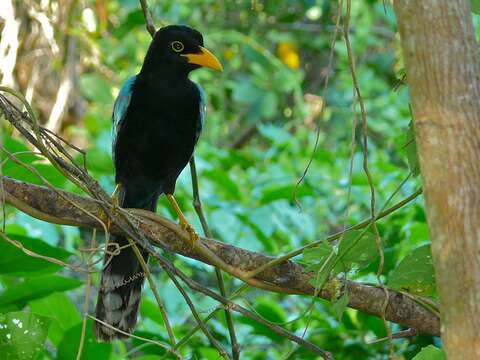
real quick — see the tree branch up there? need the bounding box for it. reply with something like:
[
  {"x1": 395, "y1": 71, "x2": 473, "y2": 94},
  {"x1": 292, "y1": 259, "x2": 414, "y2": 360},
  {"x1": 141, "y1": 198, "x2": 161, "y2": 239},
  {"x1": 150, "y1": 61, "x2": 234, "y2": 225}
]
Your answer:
[{"x1": 1, "y1": 175, "x2": 440, "y2": 336}]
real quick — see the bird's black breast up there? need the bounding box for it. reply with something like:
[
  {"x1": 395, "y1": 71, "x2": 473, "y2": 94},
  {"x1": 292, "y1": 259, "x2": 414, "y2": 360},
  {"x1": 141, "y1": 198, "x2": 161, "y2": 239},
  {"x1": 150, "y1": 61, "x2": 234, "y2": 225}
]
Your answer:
[{"x1": 114, "y1": 76, "x2": 201, "y2": 199}]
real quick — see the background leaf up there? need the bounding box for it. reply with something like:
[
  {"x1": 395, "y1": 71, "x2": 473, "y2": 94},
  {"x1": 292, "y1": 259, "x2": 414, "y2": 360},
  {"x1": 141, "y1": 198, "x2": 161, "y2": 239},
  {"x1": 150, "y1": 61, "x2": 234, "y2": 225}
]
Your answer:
[
  {"x1": 332, "y1": 291, "x2": 349, "y2": 321},
  {"x1": 29, "y1": 293, "x2": 81, "y2": 346},
  {"x1": 0, "y1": 311, "x2": 51, "y2": 360},
  {"x1": 57, "y1": 319, "x2": 112, "y2": 360},
  {"x1": 0, "y1": 234, "x2": 72, "y2": 276},
  {"x1": 412, "y1": 345, "x2": 446, "y2": 360},
  {"x1": 472, "y1": 0, "x2": 480, "y2": 15},
  {"x1": 337, "y1": 231, "x2": 378, "y2": 270},
  {"x1": 80, "y1": 73, "x2": 113, "y2": 104},
  {"x1": 388, "y1": 245, "x2": 436, "y2": 296},
  {"x1": 0, "y1": 276, "x2": 83, "y2": 312}
]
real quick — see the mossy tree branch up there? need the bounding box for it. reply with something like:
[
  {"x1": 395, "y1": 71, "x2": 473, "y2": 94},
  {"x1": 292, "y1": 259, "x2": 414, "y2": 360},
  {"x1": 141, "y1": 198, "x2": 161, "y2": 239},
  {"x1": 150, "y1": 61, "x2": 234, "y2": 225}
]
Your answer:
[{"x1": 1, "y1": 175, "x2": 440, "y2": 336}]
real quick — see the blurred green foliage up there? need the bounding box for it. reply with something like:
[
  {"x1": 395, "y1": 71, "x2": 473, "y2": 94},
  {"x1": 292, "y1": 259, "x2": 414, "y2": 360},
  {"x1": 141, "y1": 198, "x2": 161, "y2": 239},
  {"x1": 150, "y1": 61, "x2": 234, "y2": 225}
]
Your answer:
[{"x1": 5, "y1": 0, "x2": 473, "y2": 358}]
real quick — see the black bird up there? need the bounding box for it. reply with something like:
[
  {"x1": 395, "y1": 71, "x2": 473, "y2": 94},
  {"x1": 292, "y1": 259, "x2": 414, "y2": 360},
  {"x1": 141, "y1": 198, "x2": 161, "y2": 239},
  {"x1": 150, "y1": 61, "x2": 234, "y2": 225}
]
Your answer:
[{"x1": 94, "y1": 25, "x2": 223, "y2": 341}]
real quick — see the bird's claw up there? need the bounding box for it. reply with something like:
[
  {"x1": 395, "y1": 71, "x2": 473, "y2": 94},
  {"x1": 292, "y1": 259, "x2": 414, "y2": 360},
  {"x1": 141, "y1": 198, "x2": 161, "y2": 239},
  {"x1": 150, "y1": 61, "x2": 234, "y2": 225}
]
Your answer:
[
  {"x1": 106, "y1": 207, "x2": 119, "y2": 232},
  {"x1": 107, "y1": 185, "x2": 121, "y2": 232},
  {"x1": 166, "y1": 194, "x2": 199, "y2": 248},
  {"x1": 181, "y1": 221, "x2": 200, "y2": 248}
]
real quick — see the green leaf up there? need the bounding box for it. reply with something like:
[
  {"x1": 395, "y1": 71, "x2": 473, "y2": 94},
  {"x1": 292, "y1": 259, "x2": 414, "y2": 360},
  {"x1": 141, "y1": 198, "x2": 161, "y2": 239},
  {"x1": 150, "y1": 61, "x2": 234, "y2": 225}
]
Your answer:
[
  {"x1": 388, "y1": 245, "x2": 436, "y2": 296},
  {"x1": 0, "y1": 275, "x2": 83, "y2": 311},
  {"x1": 2, "y1": 162, "x2": 66, "y2": 188},
  {"x1": 232, "y1": 79, "x2": 264, "y2": 105},
  {"x1": 238, "y1": 211, "x2": 277, "y2": 252},
  {"x1": 472, "y1": 0, "x2": 480, "y2": 15},
  {"x1": 140, "y1": 298, "x2": 165, "y2": 327},
  {"x1": 0, "y1": 234, "x2": 72, "y2": 276},
  {"x1": 57, "y1": 319, "x2": 112, "y2": 360},
  {"x1": 86, "y1": 148, "x2": 114, "y2": 174},
  {"x1": 304, "y1": 231, "x2": 378, "y2": 291},
  {"x1": 337, "y1": 230, "x2": 378, "y2": 270},
  {"x1": 254, "y1": 297, "x2": 287, "y2": 323},
  {"x1": 113, "y1": 9, "x2": 146, "y2": 38},
  {"x1": 130, "y1": 330, "x2": 168, "y2": 356},
  {"x1": 203, "y1": 169, "x2": 241, "y2": 200},
  {"x1": 332, "y1": 291, "x2": 349, "y2": 321},
  {"x1": 258, "y1": 124, "x2": 291, "y2": 145},
  {"x1": 405, "y1": 121, "x2": 420, "y2": 177},
  {"x1": 29, "y1": 293, "x2": 81, "y2": 346},
  {"x1": 80, "y1": 73, "x2": 113, "y2": 104},
  {"x1": 304, "y1": 241, "x2": 332, "y2": 271},
  {"x1": 198, "y1": 347, "x2": 222, "y2": 360},
  {"x1": 238, "y1": 315, "x2": 284, "y2": 343},
  {"x1": 237, "y1": 298, "x2": 287, "y2": 343},
  {"x1": 259, "y1": 183, "x2": 315, "y2": 204},
  {"x1": 304, "y1": 242, "x2": 336, "y2": 289},
  {"x1": 304, "y1": 231, "x2": 378, "y2": 274},
  {"x1": 351, "y1": 172, "x2": 371, "y2": 186},
  {"x1": 412, "y1": 345, "x2": 446, "y2": 360},
  {"x1": 260, "y1": 92, "x2": 278, "y2": 118},
  {"x1": 1, "y1": 137, "x2": 41, "y2": 165},
  {"x1": 0, "y1": 311, "x2": 51, "y2": 360},
  {"x1": 135, "y1": 356, "x2": 167, "y2": 360}
]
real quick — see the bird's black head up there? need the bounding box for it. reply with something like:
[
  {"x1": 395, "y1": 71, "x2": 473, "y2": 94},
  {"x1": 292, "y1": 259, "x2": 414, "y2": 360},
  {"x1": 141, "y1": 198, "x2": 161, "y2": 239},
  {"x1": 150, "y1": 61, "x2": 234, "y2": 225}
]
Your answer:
[{"x1": 141, "y1": 25, "x2": 222, "y2": 76}]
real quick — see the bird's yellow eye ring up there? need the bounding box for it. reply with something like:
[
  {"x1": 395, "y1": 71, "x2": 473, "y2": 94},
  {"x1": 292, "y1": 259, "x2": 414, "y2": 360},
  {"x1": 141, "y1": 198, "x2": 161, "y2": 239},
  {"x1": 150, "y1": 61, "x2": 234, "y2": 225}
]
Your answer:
[{"x1": 171, "y1": 41, "x2": 184, "y2": 52}]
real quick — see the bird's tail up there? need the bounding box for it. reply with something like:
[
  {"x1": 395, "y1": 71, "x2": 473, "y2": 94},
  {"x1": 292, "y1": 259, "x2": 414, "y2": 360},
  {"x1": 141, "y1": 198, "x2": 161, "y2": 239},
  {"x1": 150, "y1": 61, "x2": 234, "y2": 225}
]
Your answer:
[{"x1": 94, "y1": 187, "x2": 157, "y2": 341}]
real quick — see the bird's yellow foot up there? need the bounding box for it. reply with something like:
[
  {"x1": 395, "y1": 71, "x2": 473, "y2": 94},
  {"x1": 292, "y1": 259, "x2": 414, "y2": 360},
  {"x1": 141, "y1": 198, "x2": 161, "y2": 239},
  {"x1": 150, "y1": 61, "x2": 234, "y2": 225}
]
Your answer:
[
  {"x1": 179, "y1": 218, "x2": 200, "y2": 247},
  {"x1": 107, "y1": 184, "x2": 122, "y2": 231},
  {"x1": 166, "y1": 193, "x2": 200, "y2": 248}
]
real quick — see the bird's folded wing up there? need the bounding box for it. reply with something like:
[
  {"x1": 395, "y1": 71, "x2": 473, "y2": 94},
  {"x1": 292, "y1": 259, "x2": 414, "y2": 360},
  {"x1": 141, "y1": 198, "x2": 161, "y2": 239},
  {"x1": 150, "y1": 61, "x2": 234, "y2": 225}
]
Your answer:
[
  {"x1": 112, "y1": 75, "x2": 137, "y2": 158},
  {"x1": 195, "y1": 83, "x2": 206, "y2": 144}
]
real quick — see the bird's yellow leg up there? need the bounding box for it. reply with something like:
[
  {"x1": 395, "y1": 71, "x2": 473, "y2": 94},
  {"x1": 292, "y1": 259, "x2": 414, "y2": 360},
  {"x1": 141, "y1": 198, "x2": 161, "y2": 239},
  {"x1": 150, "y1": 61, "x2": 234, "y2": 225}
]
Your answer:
[
  {"x1": 166, "y1": 194, "x2": 200, "y2": 246},
  {"x1": 107, "y1": 184, "x2": 121, "y2": 231},
  {"x1": 111, "y1": 184, "x2": 121, "y2": 206}
]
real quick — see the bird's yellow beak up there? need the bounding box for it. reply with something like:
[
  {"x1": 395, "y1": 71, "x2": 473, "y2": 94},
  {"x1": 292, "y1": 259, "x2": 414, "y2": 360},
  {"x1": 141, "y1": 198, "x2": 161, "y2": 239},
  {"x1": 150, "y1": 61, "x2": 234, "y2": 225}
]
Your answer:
[{"x1": 182, "y1": 46, "x2": 223, "y2": 72}]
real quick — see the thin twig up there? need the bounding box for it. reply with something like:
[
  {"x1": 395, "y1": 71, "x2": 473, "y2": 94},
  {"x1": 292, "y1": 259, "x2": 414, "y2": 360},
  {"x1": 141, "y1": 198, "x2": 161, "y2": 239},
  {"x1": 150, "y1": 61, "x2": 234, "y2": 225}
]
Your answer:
[
  {"x1": 343, "y1": 0, "x2": 393, "y2": 354},
  {"x1": 301, "y1": 0, "x2": 348, "y2": 342},
  {"x1": 173, "y1": 284, "x2": 250, "y2": 351},
  {"x1": 0, "y1": 230, "x2": 89, "y2": 273},
  {"x1": 126, "y1": 238, "x2": 178, "y2": 348},
  {"x1": 133, "y1": 207, "x2": 294, "y2": 293},
  {"x1": 123, "y1": 219, "x2": 230, "y2": 359},
  {"x1": 122, "y1": 208, "x2": 229, "y2": 358},
  {"x1": 244, "y1": 187, "x2": 423, "y2": 279},
  {"x1": 293, "y1": 0, "x2": 342, "y2": 205},
  {"x1": 150, "y1": 251, "x2": 333, "y2": 359},
  {"x1": 0, "y1": 145, "x2": 110, "y2": 244},
  {"x1": 190, "y1": 157, "x2": 240, "y2": 359},
  {"x1": 139, "y1": 0, "x2": 156, "y2": 37},
  {"x1": 162, "y1": 261, "x2": 232, "y2": 360},
  {"x1": 76, "y1": 229, "x2": 96, "y2": 360},
  {"x1": 0, "y1": 92, "x2": 115, "y2": 247},
  {"x1": 367, "y1": 328, "x2": 419, "y2": 344},
  {"x1": 0, "y1": 87, "x2": 93, "y2": 197},
  {"x1": 88, "y1": 315, "x2": 179, "y2": 356}
]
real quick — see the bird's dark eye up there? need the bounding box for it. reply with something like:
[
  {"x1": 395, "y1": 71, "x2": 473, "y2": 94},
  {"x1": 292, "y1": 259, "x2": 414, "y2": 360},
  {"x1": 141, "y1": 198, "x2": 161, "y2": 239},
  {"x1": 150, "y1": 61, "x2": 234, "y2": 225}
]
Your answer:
[{"x1": 171, "y1": 41, "x2": 184, "y2": 53}]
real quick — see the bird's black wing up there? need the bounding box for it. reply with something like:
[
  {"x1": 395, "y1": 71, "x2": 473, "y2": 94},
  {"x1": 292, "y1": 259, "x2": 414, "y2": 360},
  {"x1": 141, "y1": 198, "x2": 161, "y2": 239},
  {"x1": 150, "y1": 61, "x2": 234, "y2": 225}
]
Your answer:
[
  {"x1": 112, "y1": 75, "x2": 137, "y2": 162},
  {"x1": 194, "y1": 83, "x2": 206, "y2": 145}
]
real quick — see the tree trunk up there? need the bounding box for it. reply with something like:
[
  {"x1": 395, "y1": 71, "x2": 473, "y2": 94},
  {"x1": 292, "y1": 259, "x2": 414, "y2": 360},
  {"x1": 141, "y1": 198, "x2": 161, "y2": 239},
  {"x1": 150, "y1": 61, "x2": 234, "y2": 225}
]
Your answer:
[{"x1": 393, "y1": 1, "x2": 480, "y2": 358}]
